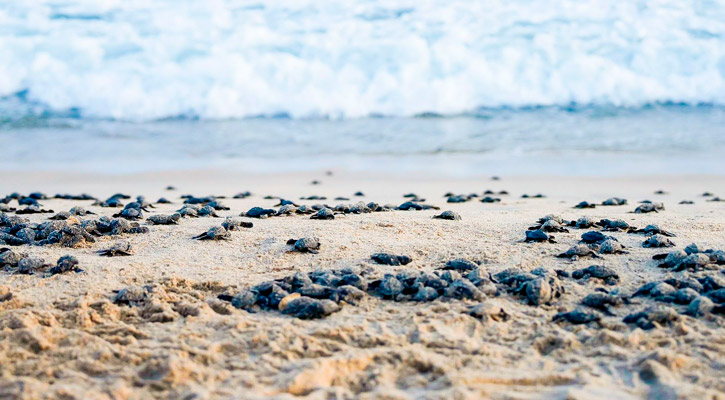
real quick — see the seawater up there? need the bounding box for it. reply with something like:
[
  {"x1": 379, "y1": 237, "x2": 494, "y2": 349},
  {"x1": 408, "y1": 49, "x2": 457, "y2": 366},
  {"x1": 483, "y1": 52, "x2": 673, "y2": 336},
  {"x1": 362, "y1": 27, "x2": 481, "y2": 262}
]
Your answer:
[
  {"x1": 1, "y1": 0, "x2": 725, "y2": 120},
  {"x1": 1, "y1": 106, "x2": 724, "y2": 175}
]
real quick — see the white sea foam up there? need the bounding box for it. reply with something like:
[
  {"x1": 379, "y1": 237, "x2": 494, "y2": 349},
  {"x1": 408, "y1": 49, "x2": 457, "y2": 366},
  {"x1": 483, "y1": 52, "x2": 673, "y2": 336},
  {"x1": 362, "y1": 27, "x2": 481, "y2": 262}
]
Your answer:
[{"x1": 1, "y1": 0, "x2": 725, "y2": 120}]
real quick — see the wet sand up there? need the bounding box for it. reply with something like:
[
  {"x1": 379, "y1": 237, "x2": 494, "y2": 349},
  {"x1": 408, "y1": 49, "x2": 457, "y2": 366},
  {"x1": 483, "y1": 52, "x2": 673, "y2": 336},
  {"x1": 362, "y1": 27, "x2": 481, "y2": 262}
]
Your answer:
[{"x1": 1, "y1": 170, "x2": 725, "y2": 399}]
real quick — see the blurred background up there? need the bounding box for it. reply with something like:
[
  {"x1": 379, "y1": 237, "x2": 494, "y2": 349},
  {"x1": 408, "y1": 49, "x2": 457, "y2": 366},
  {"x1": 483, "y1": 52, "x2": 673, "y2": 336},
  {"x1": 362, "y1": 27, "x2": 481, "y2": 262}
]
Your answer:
[{"x1": 1, "y1": 0, "x2": 724, "y2": 175}]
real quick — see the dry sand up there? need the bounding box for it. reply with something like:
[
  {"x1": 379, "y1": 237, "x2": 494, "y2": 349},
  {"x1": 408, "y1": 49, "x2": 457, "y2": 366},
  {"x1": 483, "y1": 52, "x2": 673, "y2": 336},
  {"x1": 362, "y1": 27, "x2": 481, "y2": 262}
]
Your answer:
[{"x1": 1, "y1": 170, "x2": 725, "y2": 400}]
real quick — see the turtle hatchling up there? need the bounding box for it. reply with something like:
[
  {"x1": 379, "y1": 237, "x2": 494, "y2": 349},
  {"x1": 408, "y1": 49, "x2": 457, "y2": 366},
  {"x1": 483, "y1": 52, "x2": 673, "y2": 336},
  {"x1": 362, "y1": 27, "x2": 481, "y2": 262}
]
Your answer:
[
  {"x1": 433, "y1": 210, "x2": 461, "y2": 220},
  {"x1": 581, "y1": 293, "x2": 622, "y2": 314},
  {"x1": 601, "y1": 197, "x2": 627, "y2": 206},
  {"x1": 98, "y1": 241, "x2": 133, "y2": 257},
  {"x1": 221, "y1": 218, "x2": 253, "y2": 231},
  {"x1": 48, "y1": 255, "x2": 83, "y2": 275},
  {"x1": 370, "y1": 253, "x2": 412, "y2": 266},
  {"x1": 310, "y1": 208, "x2": 335, "y2": 220},
  {"x1": 281, "y1": 297, "x2": 340, "y2": 319},
  {"x1": 244, "y1": 207, "x2": 276, "y2": 219},
  {"x1": 114, "y1": 286, "x2": 151, "y2": 306},
  {"x1": 524, "y1": 229, "x2": 556, "y2": 243},
  {"x1": 557, "y1": 244, "x2": 600, "y2": 260},
  {"x1": 634, "y1": 202, "x2": 664, "y2": 213},
  {"x1": 287, "y1": 237, "x2": 321, "y2": 254},
  {"x1": 16, "y1": 256, "x2": 50, "y2": 274},
  {"x1": 113, "y1": 208, "x2": 143, "y2": 220},
  {"x1": 198, "y1": 205, "x2": 220, "y2": 217},
  {"x1": 514, "y1": 277, "x2": 563, "y2": 306},
  {"x1": 571, "y1": 265, "x2": 619, "y2": 285},
  {"x1": 552, "y1": 309, "x2": 601, "y2": 324},
  {"x1": 147, "y1": 213, "x2": 181, "y2": 225},
  {"x1": 441, "y1": 258, "x2": 479, "y2": 271},
  {"x1": 633, "y1": 224, "x2": 675, "y2": 237},
  {"x1": 598, "y1": 239, "x2": 628, "y2": 254},
  {"x1": 192, "y1": 226, "x2": 231, "y2": 241},
  {"x1": 642, "y1": 234, "x2": 675, "y2": 248},
  {"x1": 623, "y1": 306, "x2": 679, "y2": 330}
]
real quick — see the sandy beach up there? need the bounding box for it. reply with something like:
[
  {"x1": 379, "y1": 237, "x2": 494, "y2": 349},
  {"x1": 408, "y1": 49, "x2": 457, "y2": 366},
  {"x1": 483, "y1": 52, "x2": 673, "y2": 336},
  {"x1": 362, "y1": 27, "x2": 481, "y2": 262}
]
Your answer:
[{"x1": 1, "y1": 170, "x2": 724, "y2": 399}]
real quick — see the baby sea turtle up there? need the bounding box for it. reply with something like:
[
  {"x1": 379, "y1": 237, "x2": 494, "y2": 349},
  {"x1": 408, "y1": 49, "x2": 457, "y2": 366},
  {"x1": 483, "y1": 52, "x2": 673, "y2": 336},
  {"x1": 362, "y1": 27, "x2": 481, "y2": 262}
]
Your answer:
[
  {"x1": 602, "y1": 197, "x2": 627, "y2": 206},
  {"x1": 467, "y1": 302, "x2": 510, "y2": 322},
  {"x1": 442, "y1": 259, "x2": 480, "y2": 272},
  {"x1": 68, "y1": 207, "x2": 95, "y2": 216},
  {"x1": 287, "y1": 237, "x2": 321, "y2": 254},
  {"x1": 221, "y1": 218, "x2": 253, "y2": 231},
  {"x1": 657, "y1": 288, "x2": 700, "y2": 305},
  {"x1": 48, "y1": 255, "x2": 83, "y2": 275},
  {"x1": 654, "y1": 250, "x2": 711, "y2": 272},
  {"x1": 157, "y1": 197, "x2": 172, "y2": 204},
  {"x1": 447, "y1": 194, "x2": 471, "y2": 203},
  {"x1": 569, "y1": 216, "x2": 599, "y2": 229},
  {"x1": 552, "y1": 309, "x2": 601, "y2": 324},
  {"x1": 192, "y1": 226, "x2": 231, "y2": 241},
  {"x1": 480, "y1": 196, "x2": 501, "y2": 203},
  {"x1": 574, "y1": 201, "x2": 596, "y2": 209},
  {"x1": 530, "y1": 220, "x2": 569, "y2": 233},
  {"x1": 176, "y1": 205, "x2": 199, "y2": 218},
  {"x1": 276, "y1": 204, "x2": 297, "y2": 216},
  {"x1": 244, "y1": 207, "x2": 276, "y2": 219},
  {"x1": 280, "y1": 296, "x2": 340, "y2": 319},
  {"x1": 599, "y1": 219, "x2": 635, "y2": 232},
  {"x1": 114, "y1": 285, "x2": 151, "y2": 306},
  {"x1": 275, "y1": 199, "x2": 298, "y2": 207},
  {"x1": 432, "y1": 210, "x2": 461, "y2": 220},
  {"x1": 634, "y1": 202, "x2": 664, "y2": 213},
  {"x1": 571, "y1": 265, "x2": 619, "y2": 285},
  {"x1": 642, "y1": 234, "x2": 675, "y2": 248},
  {"x1": 122, "y1": 201, "x2": 150, "y2": 212},
  {"x1": 524, "y1": 229, "x2": 556, "y2": 243},
  {"x1": 580, "y1": 293, "x2": 622, "y2": 314},
  {"x1": 580, "y1": 231, "x2": 611, "y2": 244},
  {"x1": 370, "y1": 253, "x2": 412, "y2": 266},
  {"x1": 557, "y1": 244, "x2": 599, "y2": 260},
  {"x1": 98, "y1": 241, "x2": 133, "y2": 257},
  {"x1": 397, "y1": 201, "x2": 439, "y2": 211},
  {"x1": 147, "y1": 213, "x2": 181, "y2": 225},
  {"x1": 197, "y1": 205, "x2": 219, "y2": 217},
  {"x1": 0, "y1": 248, "x2": 23, "y2": 268},
  {"x1": 686, "y1": 296, "x2": 715, "y2": 317},
  {"x1": 46, "y1": 212, "x2": 72, "y2": 221},
  {"x1": 633, "y1": 224, "x2": 675, "y2": 237},
  {"x1": 16, "y1": 256, "x2": 51, "y2": 274},
  {"x1": 445, "y1": 279, "x2": 485, "y2": 300},
  {"x1": 632, "y1": 281, "x2": 676, "y2": 298},
  {"x1": 16, "y1": 206, "x2": 54, "y2": 214},
  {"x1": 623, "y1": 306, "x2": 679, "y2": 330},
  {"x1": 513, "y1": 276, "x2": 563, "y2": 306},
  {"x1": 18, "y1": 197, "x2": 41, "y2": 207},
  {"x1": 521, "y1": 194, "x2": 545, "y2": 199},
  {"x1": 598, "y1": 239, "x2": 628, "y2": 255},
  {"x1": 113, "y1": 208, "x2": 143, "y2": 220},
  {"x1": 310, "y1": 208, "x2": 335, "y2": 220}
]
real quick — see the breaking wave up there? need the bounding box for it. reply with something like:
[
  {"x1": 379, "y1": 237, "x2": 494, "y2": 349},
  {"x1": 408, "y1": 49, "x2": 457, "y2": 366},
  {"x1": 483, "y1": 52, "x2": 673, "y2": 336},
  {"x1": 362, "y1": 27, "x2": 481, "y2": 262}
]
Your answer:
[{"x1": 1, "y1": 0, "x2": 725, "y2": 120}]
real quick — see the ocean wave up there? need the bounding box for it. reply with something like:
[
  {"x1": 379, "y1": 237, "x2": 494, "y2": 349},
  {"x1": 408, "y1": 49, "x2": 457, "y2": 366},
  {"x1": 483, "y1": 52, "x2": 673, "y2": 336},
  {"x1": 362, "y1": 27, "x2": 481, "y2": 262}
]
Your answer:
[{"x1": 1, "y1": 0, "x2": 725, "y2": 121}]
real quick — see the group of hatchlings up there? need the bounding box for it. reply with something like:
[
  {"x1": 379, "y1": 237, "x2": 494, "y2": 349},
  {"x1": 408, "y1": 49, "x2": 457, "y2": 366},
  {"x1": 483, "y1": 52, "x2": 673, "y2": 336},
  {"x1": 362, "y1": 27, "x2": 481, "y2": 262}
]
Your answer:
[{"x1": 2, "y1": 190, "x2": 725, "y2": 326}]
